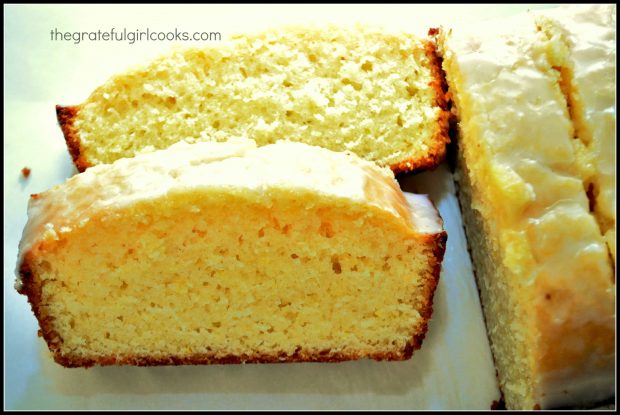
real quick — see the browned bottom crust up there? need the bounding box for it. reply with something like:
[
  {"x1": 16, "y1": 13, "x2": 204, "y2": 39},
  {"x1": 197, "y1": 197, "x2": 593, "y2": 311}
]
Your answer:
[
  {"x1": 50, "y1": 348, "x2": 415, "y2": 368},
  {"x1": 56, "y1": 105, "x2": 90, "y2": 173}
]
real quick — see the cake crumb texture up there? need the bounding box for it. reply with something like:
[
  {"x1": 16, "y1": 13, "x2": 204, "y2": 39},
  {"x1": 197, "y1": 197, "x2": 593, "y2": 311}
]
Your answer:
[
  {"x1": 16, "y1": 139, "x2": 446, "y2": 367},
  {"x1": 58, "y1": 25, "x2": 449, "y2": 173}
]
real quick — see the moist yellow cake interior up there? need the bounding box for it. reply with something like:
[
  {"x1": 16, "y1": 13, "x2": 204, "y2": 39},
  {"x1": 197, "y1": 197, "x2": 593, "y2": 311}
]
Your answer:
[
  {"x1": 72, "y1": 26, "x2": 442, "y2": 169},
  {"x1": 31, "y1": 189, "x2": 436, "y2": 362}
]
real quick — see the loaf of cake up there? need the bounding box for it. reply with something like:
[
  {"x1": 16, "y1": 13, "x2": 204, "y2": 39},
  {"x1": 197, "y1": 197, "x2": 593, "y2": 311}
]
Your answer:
[
  {"x1": 56, "y1": 25, "x2": 449, "y2": 173},
  {"x1": 535, "y1": 5, "x2": 616, "y2": 263},
  {"x1": 438, "y1": 7, "x2": 615, "y2": 410},
  {"x1": 16, "y1": 139, "x2": 446, "y2": 368}
]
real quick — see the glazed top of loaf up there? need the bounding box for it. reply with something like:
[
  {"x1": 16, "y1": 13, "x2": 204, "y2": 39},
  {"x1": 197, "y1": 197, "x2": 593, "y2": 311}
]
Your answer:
[
  {"x1": 16, "y1": 138, "x2": 443, "y2": 286},
  {"x1": 440, "y1": 9, "x2": 615, "y2": 409},
  {"x1": 536, "y1": 4, "x2": 616, "y2": 259}
]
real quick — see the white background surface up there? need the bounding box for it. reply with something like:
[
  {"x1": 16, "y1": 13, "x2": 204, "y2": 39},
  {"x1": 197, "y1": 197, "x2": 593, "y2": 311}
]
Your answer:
[{"x1": 4, "y1": 4, "x2": 555, "y2": 410}]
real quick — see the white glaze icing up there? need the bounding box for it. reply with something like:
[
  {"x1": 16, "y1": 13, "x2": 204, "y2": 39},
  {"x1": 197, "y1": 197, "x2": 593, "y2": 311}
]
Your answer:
[
  {"x1": 15, "y1": 139, "x2": 444, "y2": 289},
  {"x1": 536, "y1": 4, "x2": 616, "y2": 262},
  {"x1": 532, "y1": 5, "x2": 617, "y2": 407},
  {"x1": 405, "y1": 193, "x2": 444, "y2": 235},
  {"x1": 440, "y1": 8, "x2": 615, "y2": 409}
]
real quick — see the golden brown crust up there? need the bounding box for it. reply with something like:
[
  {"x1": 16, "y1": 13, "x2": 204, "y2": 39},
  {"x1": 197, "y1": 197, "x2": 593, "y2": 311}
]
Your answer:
[
  {"x1": 18, "y1": 253, "x2": 66, "y2": 360},
  {"x1": 490, "y1": 399, "x2": 506, "y2": 410},
  {"x1": 18, "y1": 230, "x2": 446, "y2": 368},
  {"x1": 409, "y1": 230, "x2": 447, "y2": 351},
  {"x1": 56, "y1": 105, "x2": 91, "y2": 173},
  {"x1": 51, "y1": 348, "x2": 414, "y2": 368},
  {"x1": 390, "y1": 35, "x2": 451, "y2": 175}
]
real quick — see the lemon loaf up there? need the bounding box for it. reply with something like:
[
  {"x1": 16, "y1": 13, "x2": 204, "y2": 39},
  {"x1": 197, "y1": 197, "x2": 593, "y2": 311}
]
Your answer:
[
  {"x1": 535, "y1": 4, "x2": 617, "y2": 263},
  {"x1": 56, "y1": 25, "x2": 450, "y2": 174},
  {"x1": 16, "y1": 139, "x2": 446, "y2": 368},
  {"x1": 438, "y1": 12, "x2": 615, "y2": 410}
]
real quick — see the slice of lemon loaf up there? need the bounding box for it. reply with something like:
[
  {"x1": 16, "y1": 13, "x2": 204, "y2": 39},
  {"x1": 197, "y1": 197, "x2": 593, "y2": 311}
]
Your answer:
[
  {"x1": 535, "y1": 4, "x2": 616, "y2": 263},
  {"x1": 56, "y1": 25, "x2": 449, "y2": 174},
  {"x1": 16, "y1": 138, "x2": 446, "y2": 368},
  {"x1": 438, "y1": 11, "x2": 615, "y2": 410}
]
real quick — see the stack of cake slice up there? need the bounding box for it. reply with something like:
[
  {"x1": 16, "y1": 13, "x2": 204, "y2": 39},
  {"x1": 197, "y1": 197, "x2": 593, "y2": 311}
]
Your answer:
[
  {"x1": 16, "y1": 7, "x2": 615, "y2": 409},
  {"x1": 18, "y1": 27, "x2": 451, "y2": 368}
]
